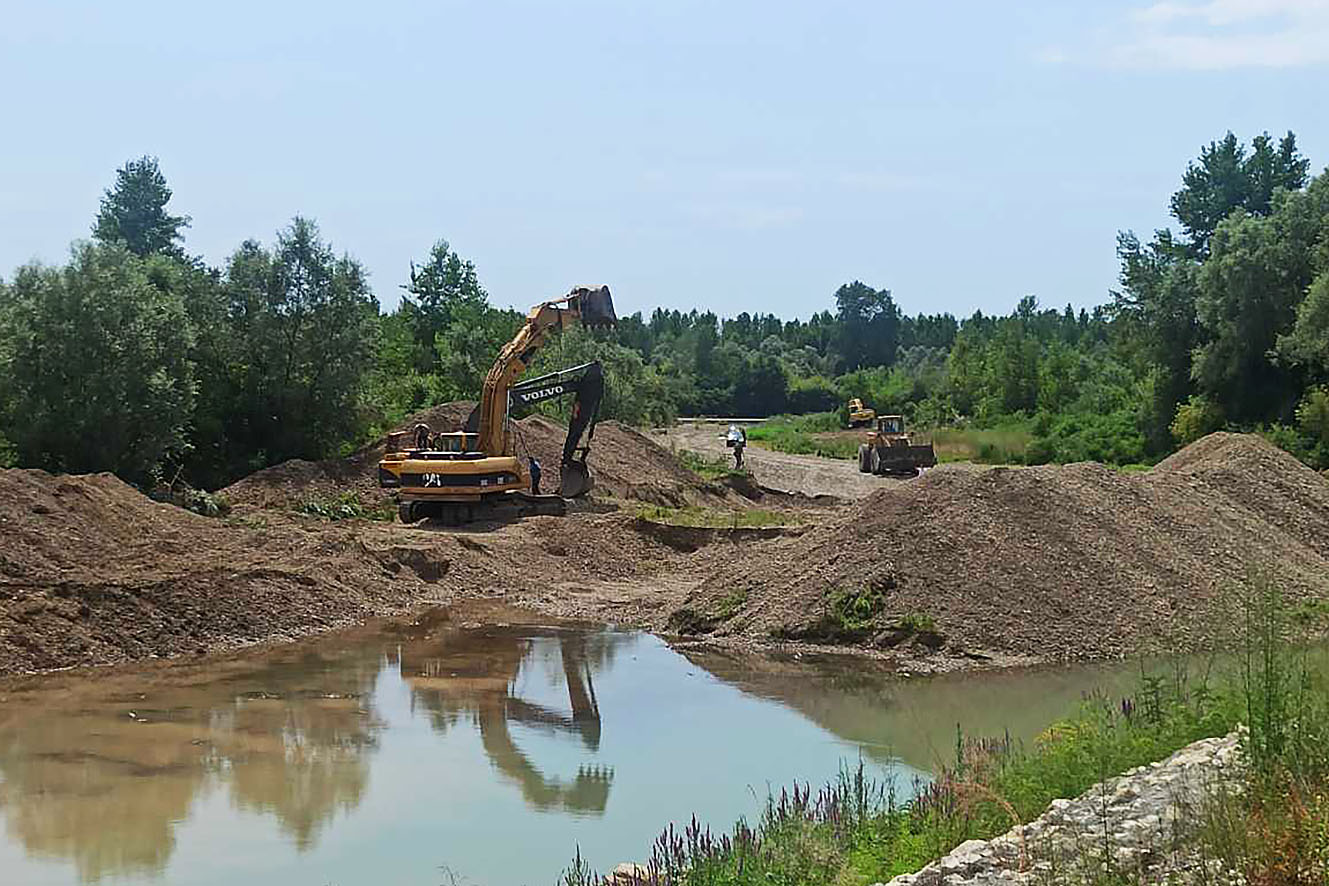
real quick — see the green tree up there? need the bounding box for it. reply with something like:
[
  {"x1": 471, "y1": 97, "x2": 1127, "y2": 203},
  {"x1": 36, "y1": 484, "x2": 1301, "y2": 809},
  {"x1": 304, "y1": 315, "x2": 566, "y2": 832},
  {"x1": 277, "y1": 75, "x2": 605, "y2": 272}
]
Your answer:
[
  {"x1": 1171, "y1": 131, "x2": 1307, "y2": 255},
  {"x1": 402, "y1": 240, "x2": 488, "y2": 371},
  {"x1": 1193, "y1": 174, "x2": 1327, "y2": 423},
  {"x1": 221, "y1": 218, "x2": 379, "y2": 467},
  {"x1": 92, "y1": 156, "x2": 191, "y2": 258},
  {"x1": 834, "y1": 281, "x2": 900, "y2": 371},
  {"x1": 1278, "y1": 271, "x2": 1329, "y2": 375},
  {"x1": 0, "y1": 243, "x2": 194, "y2": 480},
  {"x1": 434, "y1": 299, "x2": 523, "y2": 401}
]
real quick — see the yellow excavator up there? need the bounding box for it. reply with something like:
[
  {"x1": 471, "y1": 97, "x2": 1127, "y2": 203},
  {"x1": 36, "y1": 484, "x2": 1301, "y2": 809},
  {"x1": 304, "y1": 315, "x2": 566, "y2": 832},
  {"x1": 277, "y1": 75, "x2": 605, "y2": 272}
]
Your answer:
[{"x1": 377, "y1": 285, "x2": 617, "y2": 524}]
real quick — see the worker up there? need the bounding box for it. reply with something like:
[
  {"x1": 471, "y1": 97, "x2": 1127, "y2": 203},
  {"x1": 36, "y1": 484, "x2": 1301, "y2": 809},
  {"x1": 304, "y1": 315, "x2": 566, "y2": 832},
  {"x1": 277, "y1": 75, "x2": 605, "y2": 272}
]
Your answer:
[
  {"x1": 413, "y1": 423, "x2": 431, "y2": 450},
  {"x1": 727, "y1": 424, "x2": 746, "y2": 470},
  {"x1": 529, "y1": 457, "x2": 542, "y2": 495}
]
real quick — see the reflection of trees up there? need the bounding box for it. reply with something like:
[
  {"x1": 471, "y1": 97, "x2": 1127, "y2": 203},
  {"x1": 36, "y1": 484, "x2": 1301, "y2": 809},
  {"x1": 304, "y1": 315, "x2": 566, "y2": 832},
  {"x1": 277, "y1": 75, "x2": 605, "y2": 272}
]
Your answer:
[
  {"x1": 0, "y1": 617, "x2": 628, "y2": 882},
  {"x1": 0, "y1": 641, "x2": 384, "y2": 881},
  {"x1": 402, "y1": 627, "x2": 619, "y2": 815},
  {"x1": 216, "y1": 652, "x2": 385, "y2": 850},
  {"x1": 682, "y1": 649, "x2": 1138, "y2": 773},
  {"x1": 0, "y1": 716, "x2": 209, "y2": 882}
]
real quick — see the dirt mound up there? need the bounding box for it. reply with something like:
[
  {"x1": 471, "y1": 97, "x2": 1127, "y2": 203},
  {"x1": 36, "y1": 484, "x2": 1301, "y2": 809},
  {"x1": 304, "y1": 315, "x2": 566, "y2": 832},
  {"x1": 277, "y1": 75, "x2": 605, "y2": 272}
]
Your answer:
[
  {"x1": 221, "y1": 402, "x2": 478, "y2": 510},
  {"x1": 684, "y1": 433, "x2": 1329, "y2": 661},
  {"x1": 0, "y1": 469, "x2": 443, "y2": 673},
  {"x1": 510, "y1": 415, "x2": 712, "y2": 506},
  {"x1": 0, "y1": 463, "x2": 709, "y2": 675},
  {"x1": 223, "y1": 401, "x2": 727, "y2": 512}
]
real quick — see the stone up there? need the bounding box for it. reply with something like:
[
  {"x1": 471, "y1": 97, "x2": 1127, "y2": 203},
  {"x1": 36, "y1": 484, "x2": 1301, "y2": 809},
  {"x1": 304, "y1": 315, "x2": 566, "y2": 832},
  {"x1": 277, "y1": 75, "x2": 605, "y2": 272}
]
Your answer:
[
  {"x1": 883, "y1": 730, "x2": 1244, "y2": 886},
  {"x1": 609, "y1": 862, "x2": 650, "y2": 885}
]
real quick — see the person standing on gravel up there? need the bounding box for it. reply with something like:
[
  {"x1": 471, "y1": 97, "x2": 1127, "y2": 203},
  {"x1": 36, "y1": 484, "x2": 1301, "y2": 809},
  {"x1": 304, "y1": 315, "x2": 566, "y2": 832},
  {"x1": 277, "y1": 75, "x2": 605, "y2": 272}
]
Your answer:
[
  {"x1": 727, "y1": 424, "x2": 746, "y2": 470},
  {"x1": 529, "y1": 457, "x2": 542, "y2": 495}
]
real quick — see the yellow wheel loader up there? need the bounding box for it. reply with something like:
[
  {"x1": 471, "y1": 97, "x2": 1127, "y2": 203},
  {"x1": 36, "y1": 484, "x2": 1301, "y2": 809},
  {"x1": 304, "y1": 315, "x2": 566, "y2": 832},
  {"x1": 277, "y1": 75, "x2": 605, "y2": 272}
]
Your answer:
[
  {"x1": 377, "y1": 285, "x2": 617, "y2": 524},
  {"x1": 847, "y1": 398, "x2": 876, "y2": 428},
  {"x1": 857, "y1": 414, "x2": 937, "y2": 477}
]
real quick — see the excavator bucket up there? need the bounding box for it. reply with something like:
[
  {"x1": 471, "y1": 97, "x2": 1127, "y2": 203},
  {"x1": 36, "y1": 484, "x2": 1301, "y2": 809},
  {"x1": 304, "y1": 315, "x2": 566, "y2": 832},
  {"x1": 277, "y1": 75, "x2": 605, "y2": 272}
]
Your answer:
[
  {"x1": 572, "y1": 285, "x2": 617, "y2": 327},
  {"x1": 559, "y1": 459, "x2": 594, "y2": 498}
]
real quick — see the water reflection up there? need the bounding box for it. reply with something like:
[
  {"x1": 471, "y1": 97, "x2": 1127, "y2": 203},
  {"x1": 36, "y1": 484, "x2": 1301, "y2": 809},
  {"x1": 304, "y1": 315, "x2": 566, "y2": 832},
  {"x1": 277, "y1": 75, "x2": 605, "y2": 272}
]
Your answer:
[
  {"x1": 0, "y1": 611, "x2": 628, "y2": 882},
  {"x1": 401, "y1": 625, "x2": 616, "y2": 814},
  {"x1": 0, "y1": 646, "x2": 384, "y2": 881},
  {"x1": 0, "y1": 609, "x2": 1162, "y2": 886}
]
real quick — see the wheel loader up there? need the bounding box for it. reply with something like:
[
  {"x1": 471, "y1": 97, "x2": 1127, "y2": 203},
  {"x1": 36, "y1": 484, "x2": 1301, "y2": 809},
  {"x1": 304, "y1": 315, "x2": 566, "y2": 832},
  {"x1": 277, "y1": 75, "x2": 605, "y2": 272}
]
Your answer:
[
  {"x1": 377, "y1": 285, "x2": 617, "y2": 524},
  {"x1": 847, "y1": 398, "x2": 876, "y2": 428},
  {"x1": 857, "y1": 414, "x2": 937, "y2": 476}
]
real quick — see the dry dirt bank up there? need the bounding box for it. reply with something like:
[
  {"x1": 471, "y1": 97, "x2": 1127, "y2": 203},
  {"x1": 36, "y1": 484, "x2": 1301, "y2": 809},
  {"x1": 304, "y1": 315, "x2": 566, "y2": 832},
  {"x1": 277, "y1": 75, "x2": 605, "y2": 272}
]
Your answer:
[
  {"x1": 677, "y1": 433, "x2": 1329, "y2": 662},
  {"x1": 3, "y1": 421, "x2": 1327, "y2": 675}
]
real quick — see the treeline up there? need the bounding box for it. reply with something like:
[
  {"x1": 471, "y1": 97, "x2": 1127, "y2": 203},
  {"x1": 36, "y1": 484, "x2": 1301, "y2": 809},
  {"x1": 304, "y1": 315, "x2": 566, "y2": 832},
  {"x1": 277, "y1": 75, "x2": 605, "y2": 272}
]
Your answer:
[{"x1": 1, "y1": 133, "x2": 1327, "y2": 492}]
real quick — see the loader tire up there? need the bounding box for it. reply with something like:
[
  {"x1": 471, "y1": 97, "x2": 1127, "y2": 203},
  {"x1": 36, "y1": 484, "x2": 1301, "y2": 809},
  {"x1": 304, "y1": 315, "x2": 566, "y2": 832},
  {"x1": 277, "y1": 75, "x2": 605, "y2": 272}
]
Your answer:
[
  {"x1": 858, "y1": 444, "x2": 871, "y2": 473},
  {"x1": 870, "y1": 448, "x2": 883, "y2": 475},
  {"x1": 398, "y1": 502, "x2": 417, "y2": 524}
]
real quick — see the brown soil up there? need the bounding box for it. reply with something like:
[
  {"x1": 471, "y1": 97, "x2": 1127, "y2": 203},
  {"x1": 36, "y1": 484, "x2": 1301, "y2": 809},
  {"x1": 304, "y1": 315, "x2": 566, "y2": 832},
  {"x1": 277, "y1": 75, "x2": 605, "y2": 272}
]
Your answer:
[
  {"x1": 0, "y1": 469, "x2": 448, "y2": 672},
  {"x1": 679, "y1": 433, "x2": 1329, "y2": 661},
  {"x1": 223, "y1": 402, "x2": 735, "y2": 511},
  {"x1": 0, "y1": 465, "x2": 708, "y2": 674},
  {"x1": 4, "y1": 430, "x2": 1328, "y2": 676}
]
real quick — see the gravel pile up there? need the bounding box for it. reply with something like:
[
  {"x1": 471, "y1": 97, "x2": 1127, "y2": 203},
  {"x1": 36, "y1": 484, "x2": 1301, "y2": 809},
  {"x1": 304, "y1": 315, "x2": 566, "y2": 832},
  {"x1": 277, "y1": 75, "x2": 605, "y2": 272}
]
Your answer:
[{"x1": 686, "y1": 433, "x2": 1329, "y2": 660}]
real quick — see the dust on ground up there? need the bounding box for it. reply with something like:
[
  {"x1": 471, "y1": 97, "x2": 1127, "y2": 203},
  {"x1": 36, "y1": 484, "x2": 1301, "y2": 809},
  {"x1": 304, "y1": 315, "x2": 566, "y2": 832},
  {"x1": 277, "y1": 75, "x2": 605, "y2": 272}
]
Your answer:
[
  {"x1": 662, "y1": 420, "x2": 896, "y2": 500},
  {"x1": 4, "y1": 423, "x2": 1329, "y2": 676}
]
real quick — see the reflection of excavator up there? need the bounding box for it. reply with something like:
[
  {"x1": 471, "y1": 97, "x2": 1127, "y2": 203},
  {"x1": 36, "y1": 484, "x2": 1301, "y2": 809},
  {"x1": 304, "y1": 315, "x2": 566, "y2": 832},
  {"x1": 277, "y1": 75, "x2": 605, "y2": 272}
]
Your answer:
[
  {"x1": 378, "y1": 286, "x2": 617, "y2": 524},
  {"x1": 402, "y1": 628, "x2": 614, "y2": 814}
]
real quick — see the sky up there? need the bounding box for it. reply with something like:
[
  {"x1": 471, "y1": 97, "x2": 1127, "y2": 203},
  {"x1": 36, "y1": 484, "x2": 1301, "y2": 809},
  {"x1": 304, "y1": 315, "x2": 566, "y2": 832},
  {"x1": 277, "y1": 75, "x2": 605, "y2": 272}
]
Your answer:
[{"x1": 1, "y1": 0, "x2": 1326, "y2": 320}]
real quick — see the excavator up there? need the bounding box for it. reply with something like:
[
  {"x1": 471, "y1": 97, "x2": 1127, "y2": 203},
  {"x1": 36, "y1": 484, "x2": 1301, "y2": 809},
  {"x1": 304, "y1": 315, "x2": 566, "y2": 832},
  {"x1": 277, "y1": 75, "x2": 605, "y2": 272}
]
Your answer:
[{"x1": 377, "y1": 285, "x2": 617, "y2": 524}]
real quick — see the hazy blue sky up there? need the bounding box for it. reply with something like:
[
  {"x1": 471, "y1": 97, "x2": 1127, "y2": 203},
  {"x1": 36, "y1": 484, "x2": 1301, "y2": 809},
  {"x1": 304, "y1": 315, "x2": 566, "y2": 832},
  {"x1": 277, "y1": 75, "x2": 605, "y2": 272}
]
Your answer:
[{"x1": 2, "y1": 0, "x2": 1326, "y2": 319}]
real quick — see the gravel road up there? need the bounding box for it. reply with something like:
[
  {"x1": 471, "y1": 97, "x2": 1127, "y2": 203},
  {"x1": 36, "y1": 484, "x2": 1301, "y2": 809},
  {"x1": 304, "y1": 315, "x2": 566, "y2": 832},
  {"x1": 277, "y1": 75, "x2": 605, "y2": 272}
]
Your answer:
[{"x1": 660, "y1": 421, "x2": 903, "y2": 500}]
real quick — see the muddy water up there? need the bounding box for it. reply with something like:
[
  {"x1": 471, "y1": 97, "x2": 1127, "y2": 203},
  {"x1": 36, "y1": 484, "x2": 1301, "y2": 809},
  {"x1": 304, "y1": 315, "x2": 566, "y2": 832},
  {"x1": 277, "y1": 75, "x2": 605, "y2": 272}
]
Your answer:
[{"x1": 0, "y1": 608, "x2": 1142, "y2": 886}]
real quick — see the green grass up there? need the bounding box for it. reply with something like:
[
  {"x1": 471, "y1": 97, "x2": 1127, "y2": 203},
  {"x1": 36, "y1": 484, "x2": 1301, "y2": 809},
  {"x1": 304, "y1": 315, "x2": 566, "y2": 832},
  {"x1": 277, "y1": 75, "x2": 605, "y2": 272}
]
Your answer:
[
  {"x1": 676, "y1": 449, "x2": 749, "y2": 482},
  {"x1": 930, "y1": 426, "x2": 1033, "y2": 465},
  {"x1": 636, "y1": 504, "x2": 798, "y2": 529},
  {"x1": 298, "y1": 491, "x2": 394, "y2": 521},
  {"x1": 561, "y1": 572, "x2": 1329, "y2": 886},
  {"x1": 747, "y1": 414, "x2": 860, "y2": 460}
]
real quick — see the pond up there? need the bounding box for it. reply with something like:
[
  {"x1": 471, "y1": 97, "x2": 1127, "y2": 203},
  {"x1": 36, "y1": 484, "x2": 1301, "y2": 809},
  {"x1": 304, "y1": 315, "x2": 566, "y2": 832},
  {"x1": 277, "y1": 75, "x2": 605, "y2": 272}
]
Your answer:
[{"x1": 0, "y1": 605, "x2": 1143, "y2": 886}]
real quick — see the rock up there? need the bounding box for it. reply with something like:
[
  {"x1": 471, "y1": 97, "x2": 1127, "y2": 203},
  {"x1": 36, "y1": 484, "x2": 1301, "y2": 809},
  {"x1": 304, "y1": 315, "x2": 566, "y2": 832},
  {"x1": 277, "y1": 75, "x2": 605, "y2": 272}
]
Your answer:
[
  {"x1": 609, "y1": 862, "x2": 651, "y2": 885},
  {"x1": 885, "y1": 731, "x2": 1244, "y2": 886}
]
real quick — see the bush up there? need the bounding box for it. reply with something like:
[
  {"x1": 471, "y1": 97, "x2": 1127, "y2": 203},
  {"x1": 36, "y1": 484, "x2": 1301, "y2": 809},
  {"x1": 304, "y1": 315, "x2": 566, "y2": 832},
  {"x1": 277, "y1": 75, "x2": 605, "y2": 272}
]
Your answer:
[
  {"x1": 787, "y1": 375, "x2": 840, "y2": 415},
  {"x1": 299, "y1": 491, "x2": 391, "y2": 521},
  {"x1": 1170, "y1": 395, "x2": 1224, "y2": 446},
  {"x1": 1025, "y1": 409, "x2": 1147, "y2": 466}
]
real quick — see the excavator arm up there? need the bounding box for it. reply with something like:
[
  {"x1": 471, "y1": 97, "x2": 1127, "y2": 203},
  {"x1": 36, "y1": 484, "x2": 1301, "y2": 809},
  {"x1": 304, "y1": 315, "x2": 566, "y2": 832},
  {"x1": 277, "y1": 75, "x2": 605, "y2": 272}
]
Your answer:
[
  {"x1": 474, "y1": 286, "x2": 615, "y2": 482},
  {"x1": 510, "y1": 362, "x2": 606, "y2": 497}
]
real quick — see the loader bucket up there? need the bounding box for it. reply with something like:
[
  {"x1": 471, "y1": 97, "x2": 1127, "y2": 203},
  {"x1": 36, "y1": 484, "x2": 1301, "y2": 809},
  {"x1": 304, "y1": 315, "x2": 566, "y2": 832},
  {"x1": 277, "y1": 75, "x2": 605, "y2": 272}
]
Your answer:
[
  {"x1": 876, "y1": 443, "x2": 938, "y2": 474},
  {"x1": 572, "y1": 285, "x2": 617, "y2": 328},
  {"x1": 559, "y1": 458, "x2": 594, "y2": 498}
]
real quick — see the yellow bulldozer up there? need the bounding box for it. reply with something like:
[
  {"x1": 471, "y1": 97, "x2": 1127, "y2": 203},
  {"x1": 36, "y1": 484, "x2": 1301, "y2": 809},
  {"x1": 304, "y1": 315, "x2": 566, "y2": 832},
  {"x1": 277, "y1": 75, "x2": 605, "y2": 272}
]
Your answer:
[
  {"x1": 377, "y1": 285, "x2": 617, "y2": 524},
  {"x1": 857, "y1": 414, "x2": 937, "y2": 476}
]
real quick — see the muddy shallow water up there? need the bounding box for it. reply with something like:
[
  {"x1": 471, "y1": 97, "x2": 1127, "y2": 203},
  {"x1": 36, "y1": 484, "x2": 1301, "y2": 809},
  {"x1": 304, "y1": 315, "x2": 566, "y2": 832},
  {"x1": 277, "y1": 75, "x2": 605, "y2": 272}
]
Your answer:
[{"x1": 0, "y1": 606, "x2": 1144, "y2": 886}]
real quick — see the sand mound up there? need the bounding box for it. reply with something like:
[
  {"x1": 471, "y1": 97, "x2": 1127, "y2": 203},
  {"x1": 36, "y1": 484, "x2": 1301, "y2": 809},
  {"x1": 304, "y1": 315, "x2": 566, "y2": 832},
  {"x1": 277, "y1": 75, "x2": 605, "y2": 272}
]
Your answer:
[
  {"x1": 685, "y1": 433, "x2": 1329, "y2": 660},
  {"x1": 0, "y1": 469, "x2": 443, "y2": 672},
  {"x1": 223, "y1": 401, "x2": 724, "y2": 512},
  {"x1": 221, "y1": 402, "x2": 478, "y2": 510}
]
